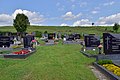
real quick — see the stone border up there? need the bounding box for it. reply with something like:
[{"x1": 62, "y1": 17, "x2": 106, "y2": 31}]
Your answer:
[
  {"x1": 63, "y1": 41, "x2": 81, "y2": 44},
  {"x1": 96, "y1": 54, "x2": 120, "y2": 61},
  {"x1": 3, "y1": 50, "x2": 36, "y2": 59},
  {"x1": 93, "y1": 62, "x2": 120, "y2": 80},
  {"x1": 80, "y1": 50, "x2": 97, "y2": 58}
]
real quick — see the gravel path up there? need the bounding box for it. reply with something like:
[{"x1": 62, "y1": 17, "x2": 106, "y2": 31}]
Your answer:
[{"x1": 89, "y1": 65, "x2": 111, "y2": 80}]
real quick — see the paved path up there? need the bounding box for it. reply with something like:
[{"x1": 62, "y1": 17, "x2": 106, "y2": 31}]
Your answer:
[{"x1": 89, "y1": 65, "x2": 111, "y2": 80}]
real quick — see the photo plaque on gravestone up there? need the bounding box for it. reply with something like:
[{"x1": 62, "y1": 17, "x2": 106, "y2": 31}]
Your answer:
[
  {"x1": 84, "y1": 34, "x2": 100, "y2": 47},
  {"x1": 103, "y1": 33, "x2": 120, "y2": 55}
]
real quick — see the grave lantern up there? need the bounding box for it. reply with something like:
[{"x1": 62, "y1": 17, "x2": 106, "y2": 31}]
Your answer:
[{"x1": 98, "y1": 44, "x2": 103, "y2": 54}]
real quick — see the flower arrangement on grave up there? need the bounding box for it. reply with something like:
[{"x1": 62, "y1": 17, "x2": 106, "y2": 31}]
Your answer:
[
  {"x1": 13, "y1": 50, "x2": 30, "y2": 55},
  {"x1": 97, "y1": 60, "x2": 120, "y2": 77},
  {"x1": 31, "y1": 40, "x2": 37, "y2": 48},
  {"x1": 103, "y1": 64, "x2": 120, "y2": 76}
]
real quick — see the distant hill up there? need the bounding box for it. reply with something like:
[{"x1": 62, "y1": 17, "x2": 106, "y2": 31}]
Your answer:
[{"x1": 0, "y1": 26, "x2": 117, "y2": 36}]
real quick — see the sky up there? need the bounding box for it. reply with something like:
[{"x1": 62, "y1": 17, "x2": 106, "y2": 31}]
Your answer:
[{"x1": 0, "y1": 0, "x2": 120, "y2": 26}]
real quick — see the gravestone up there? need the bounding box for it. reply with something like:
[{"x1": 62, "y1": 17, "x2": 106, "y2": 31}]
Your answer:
[
  {"x1": 23, "y1": 35, "x2": 34, "y2": 48},
  {"x1": 58, "y1": 33, "x2": 62, "y2": 39},
  {"x1": 0, "y1": 36, "x2": 11, "y2": 47},
  {"x1": 84, "y1": 34, "x2": 100, "y2": 47},
  {"x1": 103, "y1": 33, "x2": 120, "y2": 55},
  {"x1": 10, "y1": 36, "x2": 14, "y2": 44},
  {"x1": 74, "y1": 34, "x2": 80, "y2": 39},
  {"x1": 48, "y1": 33, "x2": 55, "y2": 40},
  {"x1": 55, "y1": 33, "x2": 58, "y2": 39},
  {"x1": 66, "y1": 34, "x2": 74, "y2": 41},
  {"x1": 44, "y1": 33, "x2": 48, "y2": 38},
  {"x1": 32, "y1": 32, "x2": 36, "y2": 36}
]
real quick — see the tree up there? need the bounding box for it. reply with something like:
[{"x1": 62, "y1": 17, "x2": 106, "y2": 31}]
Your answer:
[
  {"x1": 13, "y1": 13, "x2": 30, "y2": 33},
  {"x1": 92, "y1": 23, "x2": 94, "y2": 26},
  {"x1": 44, "y1": 31, "x2": 48, "y2": 34},
  {"x1": 113, "y1": 23, "x2": 120, "y2": 33}
]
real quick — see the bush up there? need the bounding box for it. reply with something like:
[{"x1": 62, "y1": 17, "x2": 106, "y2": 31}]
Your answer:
[
  {"x1": 113, "y1": 23, "x2": 120, "y2": 33},
  {"x1": 0, "y1": 51, "x2": 11, "y2": 54},
  {"x1": 61, "y1": 34, "x2": 65, "y2": 39},
  {"x1": 12, "y1": 45, "x2": 22, "y2": 49},
  {"x1": 35, "y1": 31, "x2": 42, "y2": 38},
  {"x1": 97, "y1": 60, "x2": 113, "y2": 65}
]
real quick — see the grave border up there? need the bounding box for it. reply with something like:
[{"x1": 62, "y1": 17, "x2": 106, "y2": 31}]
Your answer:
[
  {"x1": 4, "y1": 49, "x2": 36, "y2": 59},
  {"x1": 93, "y1": 62, "x2": 120, "y2": 80}
]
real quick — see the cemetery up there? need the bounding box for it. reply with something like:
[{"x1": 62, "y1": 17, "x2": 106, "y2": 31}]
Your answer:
[
  {"x1": 80, "y1": 32, "x2": 120, "y2": 79},
  {"x1": 1, "y1": 0, "x2": 120, "y2": 79},
  {"x1": 63, "y1": 33, "x2": 82, "y2": 44},
  {"x1": 0, "y1": 13, "x2": 119, "y2": 80},
  {"x1": 0, "y1": 24, "x2": 120, "y2": 80},
  {"x1": 0, "y1": 32, "x2": 36, "y2": 59},
  {"x1": 80, "y1": 34, "x2": 101, "y2": 57},
  {"x1": 0, "y1": 25, "x2": 120, "y2": 80}
]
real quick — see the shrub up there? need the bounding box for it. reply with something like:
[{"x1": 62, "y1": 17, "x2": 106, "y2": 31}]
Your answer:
[
  {"x1": 12, "y1": 45, "x2": 22, "y2": 49},
  {"x1": 35, "y1": 31, "x2": 42, "y2": 38},
  {"x1": 0, "y1": 51, "x2": 11, "y2": 54},
  {"x1": 97, "y1": 60, "x2": 113, "y2": 65},
  {"x1": 113, "y1": 23, "x2": 120, "y2": 33}
]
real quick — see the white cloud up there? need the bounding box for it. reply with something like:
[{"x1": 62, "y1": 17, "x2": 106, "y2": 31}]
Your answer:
[
  {"x1": 73, "y1": 19, "x2": 92, "y2": 26},
  {"x1": 60, "y1": 23, "x2": 68, "y2": 26},
  {"x1": 62, "y1": 12, "x2": 82, "y2": 20},
  {"x1": 0, "y1": 14, "x2": 13, "y2": 26},
  {"x1": 58, "y1": 5, "x2": 65, "y2": 11},
  {"x1": 94, "y1": 7, "x2": 100, "y2": 10},
  {"x1": 72, "y1": 5, "x2": 75, "y2": 9},
  {"x1": 12, "y1": 9, "x2": 45, "y2": 24},
  {"x1": 0, "y1": 9, "x2": 45, "y2": 26},
  {"x1": 80, "y1": 2, "x2": 87, "y2": 7},
  {"x1": 70, "y1": 0, "x2": 75, "y2": 2},
  {"x1": 91, "y1": 10, "x2": 99, "y2": 14},
  {"x1": 96, "y1": 13, "x2": 120, "y2": 26},
  {"x1": 103, "y1": 1, "x2": 115, "y2": 6},
  {"x1": 56, "y1": 2, "x2": 60, "y2": 6}
]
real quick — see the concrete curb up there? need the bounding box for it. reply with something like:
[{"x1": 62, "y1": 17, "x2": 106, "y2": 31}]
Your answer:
[
  {"x1": 4, "y1": 50, "x2": 36, "y2": 59},
  {"x1": 80, "y1": 50, "x2": 97, "y2": 58},
  {"x1": 93, "y1": 62, "x2": 120, "y2": 80}
]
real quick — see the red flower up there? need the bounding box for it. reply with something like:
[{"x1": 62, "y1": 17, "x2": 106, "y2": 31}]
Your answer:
[{"x1": 13, "y1": 50, "x2": 30, "y2": 54}]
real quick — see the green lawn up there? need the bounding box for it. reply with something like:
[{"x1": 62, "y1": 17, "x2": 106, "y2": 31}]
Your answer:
[
  {"x1": 0, "y1": 44, "x2": 96, "y2": 80},
  {"x1": 0, "y1": 26, "x2": 114, "y2": 80}
]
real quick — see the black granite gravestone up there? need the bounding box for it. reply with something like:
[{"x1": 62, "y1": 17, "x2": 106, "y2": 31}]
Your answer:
[
  {"x1": 23, "y1": 35, "x2": 34, "y2": 48},
  {"x1": 0, "y1": 36, "x2": 10, "y2": 47},
  {"x1": 66, "y1": 34, "x2": 74, "y2": 41},
  {"x1": 103, "y1": 33, "x2": 120, "y2": 55},
  {"x1": 10, "y1": 36, "x2": 14, "y2": 44},
  {"x1": 84, "y1": 34, "x2": 100, "y2": 47},
  {"x1": 74, "y1": 34, "x2": 80, "y2": 39},
  {"x1": 48, "y1": 33, "x2": 55, "y2": 40}
]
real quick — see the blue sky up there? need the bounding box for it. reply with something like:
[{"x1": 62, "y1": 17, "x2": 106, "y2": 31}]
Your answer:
[{"x1": 0, "y1": 0, "x2": 120, "y2": 26}]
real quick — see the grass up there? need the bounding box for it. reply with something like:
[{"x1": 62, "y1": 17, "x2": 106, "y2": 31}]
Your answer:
[
  {"x1": 0, "y1": 50, "x2": 11, "y2": 54},
  {"x1": 0, "y1": 44, "x2": 96, "y2": 80},
  {"x1": 0, "y1": 26, "x2": 119, "y2": 36},
  {"x1": 0, "y1": 26, "x2": 112, "y2": 80}
]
